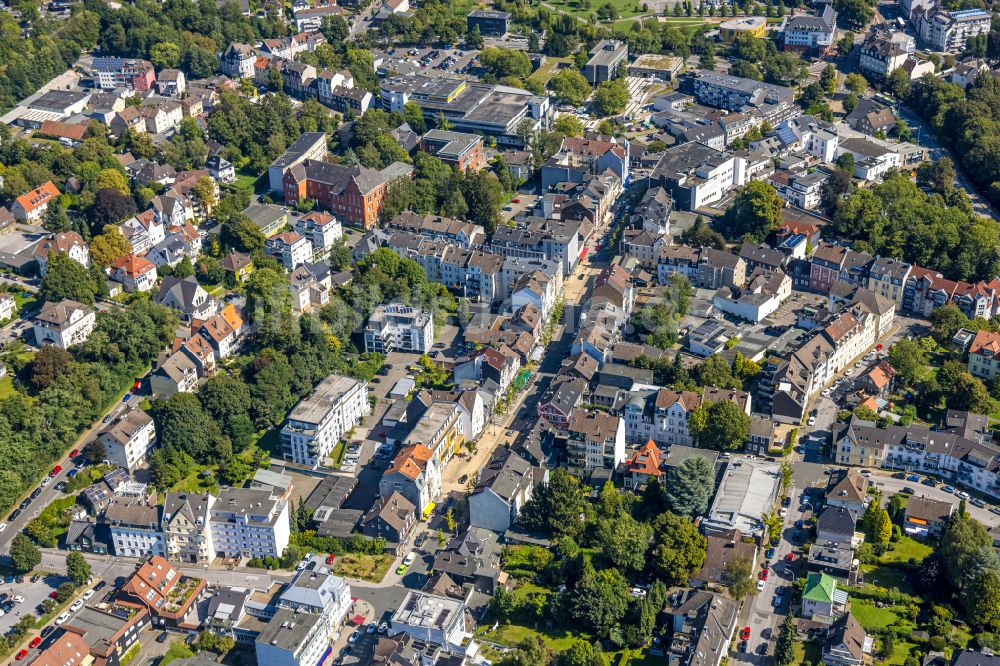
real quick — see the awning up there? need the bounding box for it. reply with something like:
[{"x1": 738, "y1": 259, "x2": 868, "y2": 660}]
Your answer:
[
  {"x1": 422, "y1": 502, "x2": 436, "y2": 520},
  {"x1": 580, "y1": 247, "x2": 588, "y2": 259},
  {"x1": 350, "y1": 614, "x2": 365, "y2": 626},
  {"x1": 316, "y1": 645, "x2": 332, "y2": 666}
]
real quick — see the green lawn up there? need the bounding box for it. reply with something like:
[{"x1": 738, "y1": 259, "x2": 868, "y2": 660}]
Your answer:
[
  {"x1": 850, "y1": 600, "x2": 904, "y2": 630},
  {"x1": 886, "y1": 641, "x2": 918, "y2": 666},
  {"x1": 529, "y1": 56, "x2": 573, "y2": 86},
  {"x1": 0, "y1": 375, "x2": 15, "y2": 399},
  {"x1": 791, "y1": 638, "x2": 823, "y2": 665},
  {"x1": 170, "y1": 465, "x2": 219, "y2": 494},
  {"x1": 12, "y1": 291, "x2": 38, "y2": 313},
  {"x1": 545, "y1": 0, "x2": 648, "y2": 21},
  {"x1": 480, "y1": 623, "x2": 589, "y2": 653},
  {"x1": 880, "y1": 536, "x2": 932, "y2": 564},
  {"x1": 860, "y1": 565, "x2": 915, "y2": 595}
]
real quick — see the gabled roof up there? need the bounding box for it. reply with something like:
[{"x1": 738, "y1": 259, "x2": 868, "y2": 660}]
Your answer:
[
  {"x1": 17, "y1": 181, "x2": 60, "y2": 214},
  {"x1": 34, "y1": 231, "x2": 85, "y2": 258},
  {"x1": 816, "y1": 506, "x2": 857, "y2": 538},
  {"x1": 803, "y1": 572, "x2": 837, "y2": 603},
  {"x1": 110, "y1": 254, "x2": 156, "y2": 278}
]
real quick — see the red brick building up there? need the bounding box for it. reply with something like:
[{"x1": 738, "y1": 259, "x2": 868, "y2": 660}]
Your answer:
[{"x1": 283, "y1": 160, "x2": 388, "y2": 229}]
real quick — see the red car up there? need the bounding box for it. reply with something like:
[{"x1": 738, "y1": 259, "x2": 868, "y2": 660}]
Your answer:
[
  {"x1": 28, "y1": 637, "x2": 40, "y2": 649},
  {"x1": 512, "y1": 198, "x2": 520, "y2": 203},
  {"x1": 740, "y1": 627, "x2": 751, "y2": 640},
  {"x1": 49, "y1": 466, "x2": 62, "y2": 477},
  {"x1": 785, "y1": 552, "x2": 795, "y2": 563},
  {"x1": 15, "y1": 649, "x2": 27, "y2": 661},
  {"x1": 875, "y1": 343, "x2": 883, "y2": 351},
  {"x1": 758, "y1": 569, "x2": 768, "y2": 580},
  {"x1": 49, "y1": 591, "x2": 59, "y2": 599},
  {"x1": 68, "y1": 449, "x2": 79, "y2": 458},
  {"x1": 325, "y1": 554, "x2": 336, "y2": 565}
]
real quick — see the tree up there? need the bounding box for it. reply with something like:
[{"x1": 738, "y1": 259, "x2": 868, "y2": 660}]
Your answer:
[
  {"x1": 650, "y1": 512, "x2": 706, "y2": 584},
  {"x1": 520, "y1": 468, "x2": 585, "y2": 539},
  {"x1": 403, "y1": 102, "x2": 427, "y2": 134},
  {"x1": 553, "y1": 114, "x2": 585, "y2": 137},
  {"x1": 192, "y1": 176, "x2": 217, "y2": 213},
  {"x1": 966, "y1": 569, "x2": 1000, "y2": 629},
  {"x1": 150, "y1": 41, "x2": 181, "y2": 69},
  {"x1": 10, "y1": 534, "x2": 40, "y2": 573},
  {"x1": 820, "y1": 167, "x2": 853, "y2": 217},
  {"x1": 820, "y1": 63, "x2": 838, "y2": 95},
  {"x1": 845, "y1": 72, "x2": 867, "y2": 95},
  {"x1": 595, "y1": 513, "x2": 651, "y2": 574},
  {"x1": 91, "y1": 188, "x2": 137, "y2": 228},
  {"x1": 320, "y1": 15, "x2": 350, "y2": 42},
  {"x1": 875, "y1": 507, "x2": 892, "y2": 545},
  {"x1": 664, "y1": 455, "x2": 715, "y2": 518},
  {"x1": 66, "y1": 551, "x2": 92, "y2": 585},
  {"x1": 689, "y1": 399, "x2": 751, "y2": 451},
  {"x1": 220, "y1": 213, "x2": 266, "y2": 254},
  {"x1": 549, "y1": 69, "x2": 592, "y2": 106},
  {"x1": 194, "y1": 631, "x2": 236, "y2": 655},
  {"x1": 41, "y1": 254, "x2": 99, "y2": 305},
  {"x1": 95, "y1": 168, "x2": 129, "y2": 195},
  {"x1": 500, "y1": 637, "x2": 550, "y2": 666},
  {"x1": 592, "y1": 79, "x2": 630, "y2": 116},
  {"x1": 917, "y1": 157, "x2": 957, "y2": 198},
  {"x1": 833, "y1": 0, "x2": 873, "y2": 28},
  {"x1": 887, "y1": 338, "x2": 929, "y2": 386},
  {"x1": 466, "y1": 24, "x2": 485, "y2": 49},
  {"x1": 556, "y1": 641, "x2": 601, "y2": 666},
  {"x1": 29, "y1": 345, "x2": 73, "y2": 390},
  {"x1": 461, "y1": 169, "x2": 504, "y2": 235},
  {"x1": 774, "y1": 614, "x2": 796, "y2": 666},
  {"x1": 43, "y1": 203, "x2": 71, "y2": 233},
  {"x1": 89, "y1": 226, "x2": 130, "y2": 268},
  {"x1": 568, "y1": 566, "x2": 629, "y2": 638},
  {"x1": 81, "y1": 438, "x2": 107, "y2": 465},
  {"x1": 680, "y1": 215, "x2": 726, "y2": 249},
  {"x1": 695, "y1": 354, "x2": 737, "y2": 388},
  {"x1": 720, "y1": 180, "x2": 784, "y2": 242},
  {"x1": 724, "y1": 555, "x2": 756, "y2": 599},
  {"x1": 930, "y1": 303, "x2": 970, "y2": 343},
  {"x1": 940, "y1": 514, "x2": 995, "y2": 591}
]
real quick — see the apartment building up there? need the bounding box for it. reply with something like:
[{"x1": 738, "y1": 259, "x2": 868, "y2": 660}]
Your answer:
[
  {"x1": 33, "y1": 229, "x2": 89, "y2": 275},
  {"x1": 835, "y1": 415, "x2": 1000, "y2": 499},
  {"x1": 161, "y1": 492, "x2": 215, "y2": 563},
  {"x1": 402, "y1": 401, "x2": 464, "y2": 466},
  {"x1": 584, "y1": 40, "x2": 628, "y2": 84},
  {"x1": 283, "y1": 160, "x2": 387, "y2": 230},
  {"x1": 651, "y1": 142, "x2": 745, "y2": 211},
  {"x1": 268, "y1": 132, "x2": 329, "y2": 194},
  {"x1": 210, "y1": 487, "x2": 291, "y2": 559},
  {"x1": 567, "y1": 408, "x2": 625, "y2": 472},
  {"x1": 33, "y1": 299, "x2": 95, "y2": 349},
  {"x1": 380, "y1": 444, "x2": 442, "y2": 518},
  {"x1": 98, "y1": 410, "x2": 157, "y2": 472},
  {"x1": 266, "y1": 231, "x2": 313, "y2": 271},
  {"x1": 867, "y1": 257, "x2": 912, "y2": 308},
  {"x1": 778, "y1": 5, "x2": 838, "y2": 54},
  {"x1": 105, "y1": 503, "x2": 165, "y2": 558},
  {"x1": 221, "y1": 43, "x2": 257, "y2": 79},
  {"x1": 363, "y1": 303, "x2": 434, "y2": 354},
  {"x1": 294, "y1": 211, "x2": 342, "y2": 259},
  {"x1": 541, "y1": 136, "x2": 629, "y2": 192},
  {"x1": 15, "y1": 181, "x2": 61, "y2": 223},
  {"x1": 91, "y1": 57, "x2": 156, "y2": 91},
  {"x1": 281, "y1": 373, "x2": 369, "y2": 467},
  {"x1": 969, "y1": 329, "x2": 1000, "y2": 381},
  {"x1": 914, "y1": 7, "x2": 991, "y2": 53},
  {"x1": 690, "y1": 70, "x2": 796, "y2": 122}
]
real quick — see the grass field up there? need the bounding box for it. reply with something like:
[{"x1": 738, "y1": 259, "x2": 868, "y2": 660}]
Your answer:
[
  {"x1": 851, "y1": 600, "x2": 905, "y2": 630},
  {"x1": 333, "y1": 553, "x2": 394, "y2": 582},
  {"x1": 0, "y1": 375, "x2": 15, "y2": 399},
  {"x1": 545, "y1": 0, "x2": 648, "y2": 21},
  {"x1": 528, "y1": 56, "x2": 573, "y2": 86},
  {"x1": 880, "y1": 536, "x2": 933, "y2": 564},
  {"x1": 860, "y1": 565, "x2": 915, "y2": 595}
]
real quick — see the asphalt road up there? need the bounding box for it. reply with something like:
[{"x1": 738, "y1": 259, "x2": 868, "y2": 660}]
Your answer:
[{"x1": 869, "y1": 472, "x2": 1000, "y2": 527}]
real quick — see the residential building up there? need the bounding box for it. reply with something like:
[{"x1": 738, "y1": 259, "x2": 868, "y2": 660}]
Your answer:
[
  {"x1": 802, "y1": 572, "x2": 847, "y2": 619},
  {"x1": 584, "y1": 40, "x2": 628, "y2": 84},
  {"x1": 364, "y1": 303, "x2": 434, "y2": 353},
  {"x1": 816, "y1": 506, "x2": 859, "y2": 546},
  {"x1": 98, "y1": 410, "x2": 156, "y2": 472},
  {"x1": 0, "y1": 294, "x2": 15, "y2": 323},
  {"x1": 281, "y1": 373, "x2": 370, "y2": 467},
  {"x1": 110, "y1": 254, "x2": 158, "y2": 293},
  {"x1": 119, "y1": 210, "x2": 165, "y2": 255},
  {"x1": 156, "y1": 69, "x2": 186, "y2": 97},
  {"x1": 386, "y1": 210, "x2": 486, "y2": 248},
  {"x1": 33, "y1": 629, "x2": 95, "y2": 666},
  {"x1": 155, "y1": 275, "x2": 214, "y2": 321},
  {"x1": 859, "y1": 33, "x2": 909, "y2": 78},
  {"x1": 210, "y1": 487, "x2": 291, "y2": 559},
  {"x1": 33, "y1": 299, "x2": 95, "y2": 349},
  {"x1": 620, "y1": 439, "x2": 665, "y2": 491},
  {"x1": 537, "y1": 376, "x2": 586, "y2": 431},
  {"x1": 150, "y1": 351, "x2": 199, "y2": 397},
  {"x1": 713, "y1": 268, "x2": 792, "y2": 322},
  {"x1": 362, "y1": 492, "x2": 417, "y2": 552},
  {"x1": 467, "y1": 9, "x2": 511, "y2": 35},
  {"x1": 266, "y1": 231, "x2": 313, "y2": 270},
  {"x1": 283, "y1": 160, "x2": 388, "y2": 229},
  {"x1": 161, "y1": 492, "x2": 215, "y2": 563},
  {"x1": 469, "y1": 448, "x2": 541, "y2": 532},
  {"x1": 689, "y1": 70, "x2": 796, "y2": 121},
  {"x1": 623, "y1": 388, "x2": 702, "y2": 446},
  {"x1": 220, "y1": 252, "x2": 254, "y2": 284},
  {"x1": 206, "y1": 155, "x2": 236, "y2": 184},
  {"x1": 105, "y1": 503, "x2": 165, "y2": 558},
  {"x1": 567, "y1": 408, "x2": 625, "y2": 472},
  {"x1": 380, "y1": 444, "x2": 441, "y2": 518},
  {"x1": 420, "y1": 130, "x2": 485, "y2": 171},
  {"x1": 690, "y1": 528, "x2": 759, "y2": 587},
  {"x1": 389, "y1": 590, "x2": 480, "y2": 656},
  {"x1": 969, "y1": 329, "x2": 1000, "y2": 380},
  {"x1": 91, "y1": 57, "x2": 156, "y2": 91},
  {"x1": 823, "y1": 613, "x2": 872, "y2": 666},
  {"x1": 779, "y1": 6, "x2": 838, "y2": 54},
  {"x1": 867, "y1": 257, "x2": 911, "y2": 308},
  {"x1": 651, "y1": 142, "x2": 745, "y2": 210},
  {"x1": 62, "y1": 603, "x2": 150, "y2": 666},
  {"x1": 222, "y1": 43, "x2": 257, "y2": 79},
  {"x1": 402, "y1": 401, "x2": 464, "y2": 466},
  {"x1": 834, "y1": 415, "x2": 1000, "y2": 500},
  {"x1": 687, "y1": 319, "x2": 738, "y2": 357},
  {"x1": 826, "y1": 468, "x2": 868, "y2": 513},
  {"x1": 270, "y1": 559, "x2": 351, "y2": 645},
  {"x1": 903, "y1": 496, "x2": 954, "y2": 539},
  {"x1": 33, "y1": 229, "x2": 89, "y2": 275},
  {"x1": 665, "y1": 591, "x2": 739, "y2": 666},
  {"x1": 294, "y1": 211, "x2": 342, "y2": 259},
  {"x1": 914, "y1": 7, "x2": 991, "y2": 53},
  {"x1": 117, "y1": 556, "x2": 205, "y2": 624},
  {"x1": 541, "y1": 136, "x2": 629, "y2": 192},
  {"x1": 288, "y1": 261, "x2": 332, "y2": 313},
  {"x1": 197, "y1": 306, "x2": 245, "y2": 360}
]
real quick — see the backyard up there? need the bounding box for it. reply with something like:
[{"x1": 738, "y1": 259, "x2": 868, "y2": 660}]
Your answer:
[{"x1": 332, "y1": 553, "x2": 394, "y2": 582}]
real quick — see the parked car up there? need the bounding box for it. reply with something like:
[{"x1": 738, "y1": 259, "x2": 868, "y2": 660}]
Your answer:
[
  {"x1": 956, "y1": 491, "x2": 971, "y2": 500},
  {"x1": 15, "y1": 649, "x2": 27, "y2": 660},
  {"x1": 156, "y1": 632, "x2": 169, "y2": 643},
  {"x1": 922, "y1": 478, "x2": 939, "y2": 487},
  {"x1": 942, "y1": 485, "x2": 956, "y2": 493},
  {"x1": 901, "y1": 487, "x2": 915, "y2": 495},
  {"x1": 757, "y1": 579, "x2": 766, "y2": 592},
  {"x1": 28, "y1": 637, "x2": 41, "y2": 649},
  {"x1": 55, "y1": 612, "x2": 70, "y2": 626},
  {"x1": 892, "y1": 471, "x2": 906, "y2": 479},
  {"x1": 740, "y1": 627, "x2": 751, "y2": 640},
  {"x1": 906, "y1": 474, "x2": 920, "y2": 482},
  {"x1": 94, "y1": 581, "x2": 106, "y2": 591},
  {"x1": 49, "y1": 466, "x2": 61, "y2": 477}
]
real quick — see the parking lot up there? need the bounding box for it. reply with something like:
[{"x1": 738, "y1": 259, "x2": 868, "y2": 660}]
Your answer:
[{"x1": 374, "y1": 46, "x2": 480, "y2": 78}]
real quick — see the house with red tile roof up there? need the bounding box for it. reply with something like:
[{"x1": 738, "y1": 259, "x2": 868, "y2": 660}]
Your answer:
[
  {"x1": 13, "y1": 181, "x2": 60, "y2": 223},
  {"x1": 378, "y1": 444, "x2": 441, "y2": 519},
  {"x1": 117, "y1": 556, "x2": 205, "y2": 628},
  {"x1": 109, "y1": 254, "x2": 158, "y2": 292},
  {"x1": 969, "y1": 329, "x2": 1000, "y2": 380},
  {"x1": 621, "y1": 439, "x2": 664, "y2": 490}
]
